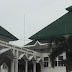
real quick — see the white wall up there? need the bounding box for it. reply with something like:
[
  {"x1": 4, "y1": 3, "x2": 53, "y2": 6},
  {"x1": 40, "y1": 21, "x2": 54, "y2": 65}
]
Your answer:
[
  {"x1": 42, "y1": 67, "x2": 66, "y2": 72},
  {"x1": 41, "y1": 52, "x2": 66, "y2": 72}
]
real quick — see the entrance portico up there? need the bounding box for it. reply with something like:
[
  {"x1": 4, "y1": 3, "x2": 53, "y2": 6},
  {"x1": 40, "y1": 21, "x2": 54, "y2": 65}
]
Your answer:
[
  {"x1": 0, "y1": 40, "x2": 42, "y2": 72},
  {"x1": 0, "y1": 26, "x2": 43, "y2": 72},
  {"x1": 0, "y1": 26, "x2": 42, "y2": 72}
]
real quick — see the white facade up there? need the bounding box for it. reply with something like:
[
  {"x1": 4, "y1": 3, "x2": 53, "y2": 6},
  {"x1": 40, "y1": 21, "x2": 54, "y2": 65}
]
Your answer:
[
  {"x1": 25, "y1": 41, "x2": 67, "y2": 72},
  {"x1": 0, "y1": 36, "x2": 67, "y2": 72},
  {"x1": 41, "y1": 53, "x2": 66, "y2": 72}
]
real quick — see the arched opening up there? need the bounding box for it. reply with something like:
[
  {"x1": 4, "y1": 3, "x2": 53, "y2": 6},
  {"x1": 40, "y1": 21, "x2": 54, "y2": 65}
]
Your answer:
[
  {"x1": 18, "y1": 59, "x2": 25, "y2": 72},
  {"x1": 36, "y1": 63, "x2": 41, "y2": 72},
  {"x1": 0, "y1": 54, "x2": 11, "y2": 72},
  {"x1": 28, "y1": 61, "x2": 33, "y2": 72}
]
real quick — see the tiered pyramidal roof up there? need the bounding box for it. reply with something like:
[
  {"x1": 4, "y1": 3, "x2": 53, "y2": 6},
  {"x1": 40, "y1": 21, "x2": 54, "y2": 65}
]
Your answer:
[
  {"x1": 29, "y1": 6, "x2": 72, "y2": 40},
  {"x1": 27, "y1": 6, "x2": 72, "y2": 45}
]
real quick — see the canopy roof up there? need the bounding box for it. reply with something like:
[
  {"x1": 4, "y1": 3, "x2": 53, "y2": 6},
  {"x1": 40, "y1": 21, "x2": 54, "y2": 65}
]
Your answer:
[
  {"x1": 18, "y1": 53, "x2": 28, "y2": 60},
  {"x1": 27, "y1": 39, "x2": 49, "y2": 45},
  {"x1": 36, "y1": 58, "x2": 43, "y2": 63},
  {"x1": 0, "y1": 26, "x2": 18, "y2": 40},
  {"x1": 28, "y1": 56, "x2": 36, "y2": 61},
  {"x1": 29, "y1": 6, "x2": 72, "y2": 40},
  {"x1": 0, "y1": 48, "x2": 14, "y2": 59},
  {"x1": 26, "y1": 41, "x2": 48, "y2": 49}
]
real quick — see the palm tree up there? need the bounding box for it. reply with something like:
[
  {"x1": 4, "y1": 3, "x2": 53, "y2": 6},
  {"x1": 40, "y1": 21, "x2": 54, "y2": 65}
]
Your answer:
[{"x1": 49, "y1": 35, "x2": 72, "y2": 72}]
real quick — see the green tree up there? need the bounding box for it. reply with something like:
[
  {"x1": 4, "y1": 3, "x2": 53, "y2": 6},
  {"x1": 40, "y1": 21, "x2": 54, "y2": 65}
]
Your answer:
[{"x1": 49, "y1": 35, "x2": 72, "y2": 72}]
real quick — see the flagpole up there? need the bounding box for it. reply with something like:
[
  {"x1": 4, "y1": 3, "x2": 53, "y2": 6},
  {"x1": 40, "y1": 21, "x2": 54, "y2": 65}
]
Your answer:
[{"x1": 24, "y1": 15, "x2": 25, "y2": 45}]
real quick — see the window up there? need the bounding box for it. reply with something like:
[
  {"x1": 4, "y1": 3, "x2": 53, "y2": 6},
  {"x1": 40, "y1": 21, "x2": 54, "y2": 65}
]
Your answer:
[
  {"x1": 58, "y1": 56, "x2": 64, "y2": 66},
  {"x1": 63, "y1": 60, "x2": 66, "y2": 66},
  {"x1": 44, "y1": 57, "x2": 48, "y2": 61},
  {"x1": 58, "y1": 56, "x2": 63, "y2": 60},
  {"x1": 58, "y1": 61, "x2": 63, "y2": 66},
  {"x1": 44, "y1": 57, "x2": 49, "y2": 67},
  {"x1": 54, "y1": 61, "x2": 57, "y2": 66},
  {"x1": 53, "y1": 56, "x2": 65, "y2": 67},
  {"x1": 44, "y1": 62, "x2": 48, "y2": 67}
]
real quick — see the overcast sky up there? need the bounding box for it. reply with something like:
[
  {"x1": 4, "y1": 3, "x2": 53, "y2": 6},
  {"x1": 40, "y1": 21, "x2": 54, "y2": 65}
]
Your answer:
[{"x1": 0, "y1": 0, "x2": 72, "y2": 46}]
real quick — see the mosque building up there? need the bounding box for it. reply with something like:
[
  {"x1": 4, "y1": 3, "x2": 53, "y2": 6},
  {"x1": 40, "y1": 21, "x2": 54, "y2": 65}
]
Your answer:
[{"x1": 0, "y1": 6, "x2": 72, "y2": 72}]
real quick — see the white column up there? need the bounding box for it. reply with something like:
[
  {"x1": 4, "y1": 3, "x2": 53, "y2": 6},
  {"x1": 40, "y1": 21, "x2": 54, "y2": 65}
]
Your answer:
[
  {"x1": 40, "y1": 62, "x2": 44, "y2": 72},
  {"x1": 15, "y1": 59, "x2": 18, "y2": 72},
  {"x1": 33, "y1": 62, "x2": 36, "y2": 72},
  {"x1": 11, "y1": 60, "x2": 14, "y2": 72},
  {"x1": 25, "y1": 60, "x2": 28, "y2": 72},
  {"x1": 11, "y1": 49, "x2": 15, "y2": 72},
  {"x1": 15, "y1": 50, "x2": 18, "y2": 72}
]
